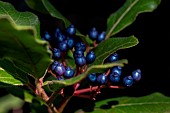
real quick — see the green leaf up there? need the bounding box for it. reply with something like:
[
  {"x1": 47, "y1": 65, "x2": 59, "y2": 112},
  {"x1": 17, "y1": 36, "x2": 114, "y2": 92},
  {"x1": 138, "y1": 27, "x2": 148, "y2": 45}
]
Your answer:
[
  {"x1": 24, "y1": 0, "x2": 48, "y2": 14},
  {"x1": 76, "y1": 93, "x2": 170, "y2": 113},
  {"x1": 0, "y1": 1, "x2": 52, "y2": 78},
  {"x1": 0, "y1": 94, "x2": 24, "y2": 113},
  {"x1": 0, "y1": 67, "x2": 24, "y2": 87},
  {"x1": 90, "y1": 36, "x2": 138, "y2": 66},
  {"x1": 0, "y1": 59, "x2": 29, "y2": 84},
  {"x1": 106, "y1": 0, "x2": 161, "y2": 39},
  {"x1": 41, "y1": 0, "x2": 71, "y2": 27},
  {"x1": 44, "y1": 59, "x2": 128, "y2": 92}
]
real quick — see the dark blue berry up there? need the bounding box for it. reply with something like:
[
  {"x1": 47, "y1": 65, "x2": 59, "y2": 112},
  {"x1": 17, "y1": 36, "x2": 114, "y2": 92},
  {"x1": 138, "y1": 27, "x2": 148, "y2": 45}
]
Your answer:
[
  {"x1": 110, "y1": 66, "x2": 122, "y2": 76},
  {"x1": 108, "y1": 53, "x2": 118, "y2": 62},
  {"x1": 86, "y1": 51, "x2": 96, "y2": 64},
  {"x1": 52, "y1": 48, "x2": 61, "y2": 59},
  {"x1": 97, "y1": 73, "x2": 107, "y2": 85},
  {"x1": 88, "y1": 27, "x2": 98, "y2": 40},
  {"x1": 56, "y1": 76, "x2": 64, "y2": 81},
  {"x1": 87, "y1": 73, "x2": 97, "y2": 83},
  {"x1": 109, "y1": 73, "x2": 120, "y2": 83},
  {"x1": 66, "y1": 24, "x2": 76, "y2": 36},
  {"x1": 55, "y1": 33, "x2": 66, "y2": 43},
  {"x1": 123, "y1": 76, "x2": 133, "y2": 87},
  {"x1": 97, "y1": 31, "x2": 106, "y2": 43},
  {"x1": 54, "y1": 62, "x2": 65, "y2": 76},
  {"x1": 50, "y1": 61, "x2": 59, "y2": 72},
  {"x1": 54, "y1": 28, "x2": 61, "y2": 37},
  {"x1": 43, "y1": 31, "x2": 52, "y2": 41},
  {"x1": 75, "y1": 42, "x2": 86, "y2": 52},
  {"x1": 58, "y1": 40, "x2": 68, "y2": 52},
  {"x1": 67, "y1": 37, "x2": 75, "y2": 49},
  {"x1": 132, "y1": 69, "x2": 141, "y2": 82},
  {"x1": 64, "y1": 67, "x2": 75, "y2": 78},
  {"x1": 73, "y1": 50, "x2": 84, "y2": 58},
  {"x1": 75, "y1": 57, "x2": 86, "y2": 66}
]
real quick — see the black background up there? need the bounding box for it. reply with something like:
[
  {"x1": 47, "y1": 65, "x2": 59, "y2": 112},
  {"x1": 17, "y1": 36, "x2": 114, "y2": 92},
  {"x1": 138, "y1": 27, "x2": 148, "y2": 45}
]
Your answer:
[{"x1": 1, "y1": 0, "x2": 170, "y2": 112}]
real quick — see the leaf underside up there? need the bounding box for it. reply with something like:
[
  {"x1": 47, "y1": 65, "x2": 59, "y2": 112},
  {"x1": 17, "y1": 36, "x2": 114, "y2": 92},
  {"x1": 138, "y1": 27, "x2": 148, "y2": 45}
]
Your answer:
[{"x1": 0, "y1": 1, "x2": 52, "y2": 78}]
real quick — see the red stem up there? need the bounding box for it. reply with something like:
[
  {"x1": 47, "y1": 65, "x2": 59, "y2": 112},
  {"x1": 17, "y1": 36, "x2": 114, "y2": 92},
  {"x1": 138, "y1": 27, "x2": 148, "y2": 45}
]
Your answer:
[{"x1": 74, "y1": 85, "x2": 122, "y2": 95}]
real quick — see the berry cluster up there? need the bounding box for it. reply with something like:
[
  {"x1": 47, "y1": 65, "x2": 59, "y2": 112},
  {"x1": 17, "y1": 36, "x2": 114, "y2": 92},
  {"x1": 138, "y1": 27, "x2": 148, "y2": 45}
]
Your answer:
[
  {"x1": 42, "y1": 24, "x2": 141, "y2": 98},
  {"x1": 42, "y1": 24, "x2": 98, "y2": 80},
  {"x1": 87, "y1": 52, "x2": 142, "y2": 87}
]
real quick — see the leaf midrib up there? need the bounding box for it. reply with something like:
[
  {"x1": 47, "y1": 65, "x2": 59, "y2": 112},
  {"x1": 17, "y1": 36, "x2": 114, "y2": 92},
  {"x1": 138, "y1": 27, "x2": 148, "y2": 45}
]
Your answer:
[
  {"x1": 112, "y1": 102, "x2": 170, "y2": 108},
  {"x1": 95, "y1": 38, "x2": 136, "y2": 64},
  {"x1": 106, "y1": 0, "x2": 139, "y2": 39},
  {"x1": 12, "y1": 36, "x2": 37, "y2": 76}
]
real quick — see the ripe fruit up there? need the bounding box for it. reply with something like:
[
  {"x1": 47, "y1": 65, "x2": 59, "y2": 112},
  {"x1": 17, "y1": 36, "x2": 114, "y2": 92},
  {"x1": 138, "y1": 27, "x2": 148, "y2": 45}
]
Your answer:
[
  {"x1": 55, "y1": 33, "x2": 66, "y2": 43},
  {"x1": 52, "y1": 48, "x2": 61, "y2": 59},
  {"x1": 66, "y1": 24, "x2": 76, "y2": 36},
  {"x1": 42, "y1": 24, "x2": 142, "y2": 94},
  {"x1": 58, "y1": 40, "x2": 68, "y2": 52},
  {"x1": 132, "y1": 69, "x2": 141, "y2": 82},
  {"x1": 43, "y1": 31, "x2": 52, "y2": 41},
  {"x1": 50, "y1": 61, "x2": 59, "y2": 73},
  {"x1": 67, "y1": 37, "x2": 75, "y2": 49},
  {"x1": 74, "y1": 42, "x2": 86, "y2": 52},
  {"x1": 86, "y1": 51, "x2": 96, "y2": 64},
  {"x1": 56, "y1": 76, "x2": 64, "y2": 80},
  {"x1": 123, "y1": 76, "x2": 133, "y2": 87},
  {"x1": 110, "y1": 66, "x2": 122, "y2": 76},
  {"x1": 88, "y1": 27, "x2": 98, "y2": 40},
  {"x1": 73, "y1": 50, "x2": 84, "y2": 58},
  {"x1": 109, "y1": 74, "x2": 120, "y2": 83},
  {"x1": 75, "y1": 57, "x2": 86, "y2": 67},
  {"x1": 96, "y1": 31, "x2": 106, "y2": 43},
  {"x1": 54, "y1": 28, "x2": 61, "y2": 38},
  {"x1": 97, "y1": 73, "x2": 107, "y2": 85},
  {"x1": 87, "y1": 73, "x2": 97, "y2": 83},
  {"x1": 54, "y1": 62, "x2": 65, "y2": 76},
  {"x1": 108, "y1": 53, "x2": 118, "y2": 62},
  {"x1": 64, "y1": 67, "x2": 75, "y2": 78}
]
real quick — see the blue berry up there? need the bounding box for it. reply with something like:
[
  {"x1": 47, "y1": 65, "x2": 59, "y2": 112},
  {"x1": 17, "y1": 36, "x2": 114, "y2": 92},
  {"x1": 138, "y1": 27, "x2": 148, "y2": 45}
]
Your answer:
[
  {"x1": 43, "y1": 31, "x2": 52, "y2": 41},
  {"x1": 67, "y1": 37, "x2": 75, "y2": 49},
  {"x1": 54, "y1": 28, "x2": 61, "y2": 37},
  {"x1": 52, "y1": 48, "x2": 61, "y2": 59},
  {"x1": 50, "y1": 61, "x2": 59, "y2": 72},
  {"x1": 54, "y1": 62, "x2": 65, "y2": 76},
  {"x1": 110, "y1": 66, "x2": 122, "y2": 76},
  {"x1": 55, "y1": 33, "x2": 66, "y2": 43},
  {"x1": 58, "y1": 40, "x2": 68, "y2": 52},
  {"x1": 123, "y1": 76, "x2": 133, "y2": 87},
  {"x1": 109, "y1": 73, "x2": 120, "y2": 83},
  {"x1": 132, "y1": 69, "x2": 141, "y2": 82},
  {"x1": 86, "y1": 51, "x2": 96, "y2": 64},
  {"x1": 64, "y1": 67, "x2": 75, "y2": 78},
  {"x1": 73, "y1": 50, "x2": 84, "y2": 58},
  {"x1": 75, "y1": 57, "x2": 86, "y2": 67},
  {"x1": 87, "y1": 73, "x2": 97, "y2": 83},
  {"x1": 97, "y1": 31, "x2": 106, "y2": 43},
  {"x1": 108, "y1": 53, "x2": 118, "y2": 62},
  {"x1": 75, "y1": 42, "x2": 86, "y2": 52},
  {"x1": 97, "y1": 73, "x2": 107, "y2": 85},
  {"x1": 56, "y1": 76, "x2": 64, "y2": 81},
  {"x1": 66, "y1": 24, "x2": 76, "y2": 36},
  {"x1": 88, "y1": 27, "x2": 98, "y2": 40}
]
